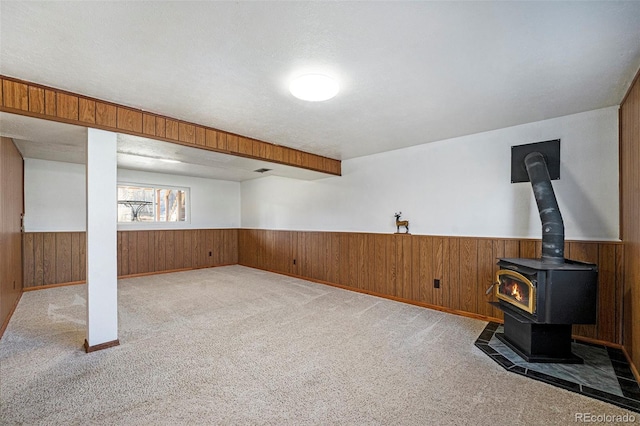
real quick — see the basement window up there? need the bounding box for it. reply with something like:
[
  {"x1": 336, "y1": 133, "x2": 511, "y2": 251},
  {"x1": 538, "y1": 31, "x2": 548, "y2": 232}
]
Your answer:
[{"x1": 117, "y1": 184, "x2": 189, "y2": 223}]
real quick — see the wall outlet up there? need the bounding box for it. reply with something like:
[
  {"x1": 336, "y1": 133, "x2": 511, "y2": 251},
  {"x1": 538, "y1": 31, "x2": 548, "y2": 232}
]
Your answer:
[
  {"x1": 209, "y1": 251, "x2": 212, "y2": 256},
  {"x1": 434, "y1": 279, "x2": 440, "y2": 289}
]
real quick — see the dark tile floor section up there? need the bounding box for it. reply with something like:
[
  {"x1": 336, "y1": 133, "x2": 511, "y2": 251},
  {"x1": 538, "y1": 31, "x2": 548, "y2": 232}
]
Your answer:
[{"x1": 475, "y1": 322, "x2": 640, "y2": 414}]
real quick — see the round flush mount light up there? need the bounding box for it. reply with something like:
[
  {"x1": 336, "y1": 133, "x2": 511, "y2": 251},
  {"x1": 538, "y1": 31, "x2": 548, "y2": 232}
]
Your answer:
[{"x1": 289, "y1": 74, "x2": 339, "y2": 102}]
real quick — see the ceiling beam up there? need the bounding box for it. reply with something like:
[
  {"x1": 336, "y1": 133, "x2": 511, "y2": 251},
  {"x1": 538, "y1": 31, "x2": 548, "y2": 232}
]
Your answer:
[{"x1": 0, "y1": 75, "x2": 341, "y2": 176}]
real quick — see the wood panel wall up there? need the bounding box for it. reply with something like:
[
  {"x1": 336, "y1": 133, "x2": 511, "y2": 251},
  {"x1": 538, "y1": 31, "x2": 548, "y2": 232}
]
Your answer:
[
  {"x1": 238, "y1": 230, "x2": 625, "y2": 345},
  {"x1": 620, "y1": 69, "x2": 640, "y2": 371},
  {"x1": 117, "y1": 229, "x2": 238, "y2": 276},
  {"x1": 0, "y1": 75, "x2": 341, "y2": 176},
  {"x1": 19, "y1": 227, "x2": 626, "y2": 346},
  {"x1": 22, "y1": 229, "x2": 238, "y2": 288},
  {"x1": 0, "y1": 137, "x2": 24, "y2": 335}
]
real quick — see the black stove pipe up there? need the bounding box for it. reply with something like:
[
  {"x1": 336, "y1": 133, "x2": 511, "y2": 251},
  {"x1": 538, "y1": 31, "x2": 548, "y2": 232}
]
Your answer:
[{"x1": 524, "y1": 151, "x2": 564, "y2": 264}]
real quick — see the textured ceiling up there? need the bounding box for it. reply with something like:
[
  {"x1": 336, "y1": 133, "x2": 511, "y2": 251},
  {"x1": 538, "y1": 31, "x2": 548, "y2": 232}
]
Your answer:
[
  {"x1": 1, "y1": 2, "x2": 640, "y2": 161},
  {"x1": 1, "y1": 113, "x2": 331, "y2": 182}
]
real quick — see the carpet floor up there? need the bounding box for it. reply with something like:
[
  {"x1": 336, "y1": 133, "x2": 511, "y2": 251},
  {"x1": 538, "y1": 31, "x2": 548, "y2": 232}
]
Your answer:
[{"x1": 0, "y1": 265, "x2": 634, "y2": 425}]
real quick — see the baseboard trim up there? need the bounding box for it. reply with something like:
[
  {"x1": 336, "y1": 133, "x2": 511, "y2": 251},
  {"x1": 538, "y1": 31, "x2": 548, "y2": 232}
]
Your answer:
[
  {"x1": 23, "y1": 264, "x2": 239, "y2": 291},
  {"x1": 0, "y1": 291, "x2": 22, "y2": 339},
  {"x1": 239, "y1": 264, "x2": 503, "y2": 324},
  {"x1": 84, "y1": 339, "x2": 120, "y2": 353},
  {"x1": 240, "y1": 264, "x2": 633, "y2": 351},
  {"x1": 119, "y1": 267, "x2": 195, "y2": 279},
  {"x1": 570, "y1": 334, "x2": 625, "y2": 350},
  {"x1": 119, "y1": 264, "x2": 237, "y2": 279},
  {"x1": 622, "y1": 346, "x2": 640, "y2": 383},
  {"x1": 23, "y1": 280, "x2": 86, "y2": 291}
]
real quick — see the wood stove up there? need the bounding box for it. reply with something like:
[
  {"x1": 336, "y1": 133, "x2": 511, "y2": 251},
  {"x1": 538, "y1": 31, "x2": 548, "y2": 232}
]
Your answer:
[
  {"x1": 491, "y1": 143, "x2": 598, "y2": 363},
  {"x1": 494, "y1": 258, "x2": 597, "y2": 363}
]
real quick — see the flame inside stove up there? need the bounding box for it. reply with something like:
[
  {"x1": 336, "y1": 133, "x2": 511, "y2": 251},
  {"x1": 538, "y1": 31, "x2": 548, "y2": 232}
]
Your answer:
[
  {"x1": 496, "y1": 270, "x2": 534, "y2": 313},
  {"x1": 501, "y1": 277, "x2": 528, "y2": 304},
  {"x1": 511, "y1": 284, "x2": 523, "y2": 301}
]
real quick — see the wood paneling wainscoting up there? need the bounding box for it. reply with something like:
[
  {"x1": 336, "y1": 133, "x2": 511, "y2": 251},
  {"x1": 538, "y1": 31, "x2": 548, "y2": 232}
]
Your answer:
[
  {"x1": 0, "y1": 137, "x2": 24, "y2": 336},
  {"x1": 238, "y1": 229, "x2": 624, "y2": 345},
  {"x1": 117, "y1": 229, "x2": 237, "y2": 276},
  {"x1": 22, "y1": 232, "x2": 86, "y2": 288},
  {"x1": 22, "y1": 229, "x2": 238, "y2": 289},
  {"x1": 20, "y1": 228, "x2": 626, "y2": 348},
  {"x1": 620, "y1": 67, "x2": 640, "y2": 374}
]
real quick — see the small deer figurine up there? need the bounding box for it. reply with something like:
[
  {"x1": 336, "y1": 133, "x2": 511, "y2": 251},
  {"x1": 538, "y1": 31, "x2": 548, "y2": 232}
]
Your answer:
[{"x1": 394, "y1": 212, "x2": 409, "y2": 234}]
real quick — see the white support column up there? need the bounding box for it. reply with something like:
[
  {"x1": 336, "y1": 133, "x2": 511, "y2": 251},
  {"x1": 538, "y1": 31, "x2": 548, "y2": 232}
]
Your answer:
[{"x1": 85, "y1": 128, "x2": 119, "y2": 352}]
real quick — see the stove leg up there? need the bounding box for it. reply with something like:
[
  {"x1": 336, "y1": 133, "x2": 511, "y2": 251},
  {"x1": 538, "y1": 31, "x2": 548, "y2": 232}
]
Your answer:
[{"x1": 497, "y1": 312, "x2": 583, "y2": 364}]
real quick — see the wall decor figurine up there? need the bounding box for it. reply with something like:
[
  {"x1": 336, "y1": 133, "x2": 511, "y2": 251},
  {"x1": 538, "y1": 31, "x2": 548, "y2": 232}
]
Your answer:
[{"x1": 394, "y1": 212, "x2": 410, "y2": 234}]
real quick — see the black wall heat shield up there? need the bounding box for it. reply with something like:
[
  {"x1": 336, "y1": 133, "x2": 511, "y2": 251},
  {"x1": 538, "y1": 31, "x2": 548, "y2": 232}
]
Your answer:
[{"x1": 511, "y1": 139, "x2": 560, "y2": 183}]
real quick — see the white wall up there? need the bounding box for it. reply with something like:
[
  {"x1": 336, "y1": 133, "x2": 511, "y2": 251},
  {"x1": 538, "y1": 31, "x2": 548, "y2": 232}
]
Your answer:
[
  {"x1": 24, "y1": 106, "x2": 619, "y2": 239},
  {"x1": 24, "y1": 159, "x2": 86, "y2": 232},
  {"x1": 23, "y1": 160, "x2": 241, "y2": 231},
  {"x1": 241, "y1": 107, "x2": 620, "y2": 241},
  {"x1": 117, "y1": 169, "x2": 240, "y2": 230}
]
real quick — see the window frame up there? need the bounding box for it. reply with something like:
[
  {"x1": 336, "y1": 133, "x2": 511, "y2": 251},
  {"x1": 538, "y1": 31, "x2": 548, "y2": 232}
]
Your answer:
[{"x1": 116, "y1": 181, "x2": 191, "y2": 228}]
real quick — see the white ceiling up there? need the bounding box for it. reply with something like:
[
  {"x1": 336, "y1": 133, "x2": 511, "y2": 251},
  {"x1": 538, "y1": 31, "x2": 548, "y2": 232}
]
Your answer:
[
  {"x1": 0, "y1": 112, "x2": 331, "y2": 182},
  {"x1": 1, "y1": 1, "x2": 640, "y2": 162}
]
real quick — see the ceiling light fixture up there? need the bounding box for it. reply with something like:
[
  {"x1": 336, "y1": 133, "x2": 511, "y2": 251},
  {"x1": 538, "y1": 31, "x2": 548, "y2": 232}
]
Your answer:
[
  {"x1": 289, "y1": 74, "x2": 339, "y2": 102},
  {"x1": 158, "y1": 158, "x2": 182, "y2": 164}
]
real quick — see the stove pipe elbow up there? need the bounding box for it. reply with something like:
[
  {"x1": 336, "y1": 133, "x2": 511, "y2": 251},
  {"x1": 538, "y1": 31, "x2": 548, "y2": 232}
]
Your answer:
[{"x1": 524, "y1": 151, "x2": 565, "y2": 264}]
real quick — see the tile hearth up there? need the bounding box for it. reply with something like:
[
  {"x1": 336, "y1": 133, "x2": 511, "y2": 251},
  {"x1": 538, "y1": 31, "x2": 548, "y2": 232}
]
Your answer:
[{"x1": 475, "y1": 322, "x2": 640, "y2": 413}]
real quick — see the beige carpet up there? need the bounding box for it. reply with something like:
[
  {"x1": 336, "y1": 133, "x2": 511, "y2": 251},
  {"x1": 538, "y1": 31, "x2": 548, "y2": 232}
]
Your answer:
[{"x1": 0, "y1": 265, "x2": 633, "y2": 425}]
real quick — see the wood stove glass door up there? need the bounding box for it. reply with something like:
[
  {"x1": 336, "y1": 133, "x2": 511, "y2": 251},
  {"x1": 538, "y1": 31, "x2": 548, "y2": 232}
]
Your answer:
[{"x1": 495, "y1": 269, "x2": 536, "y2": 314}]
